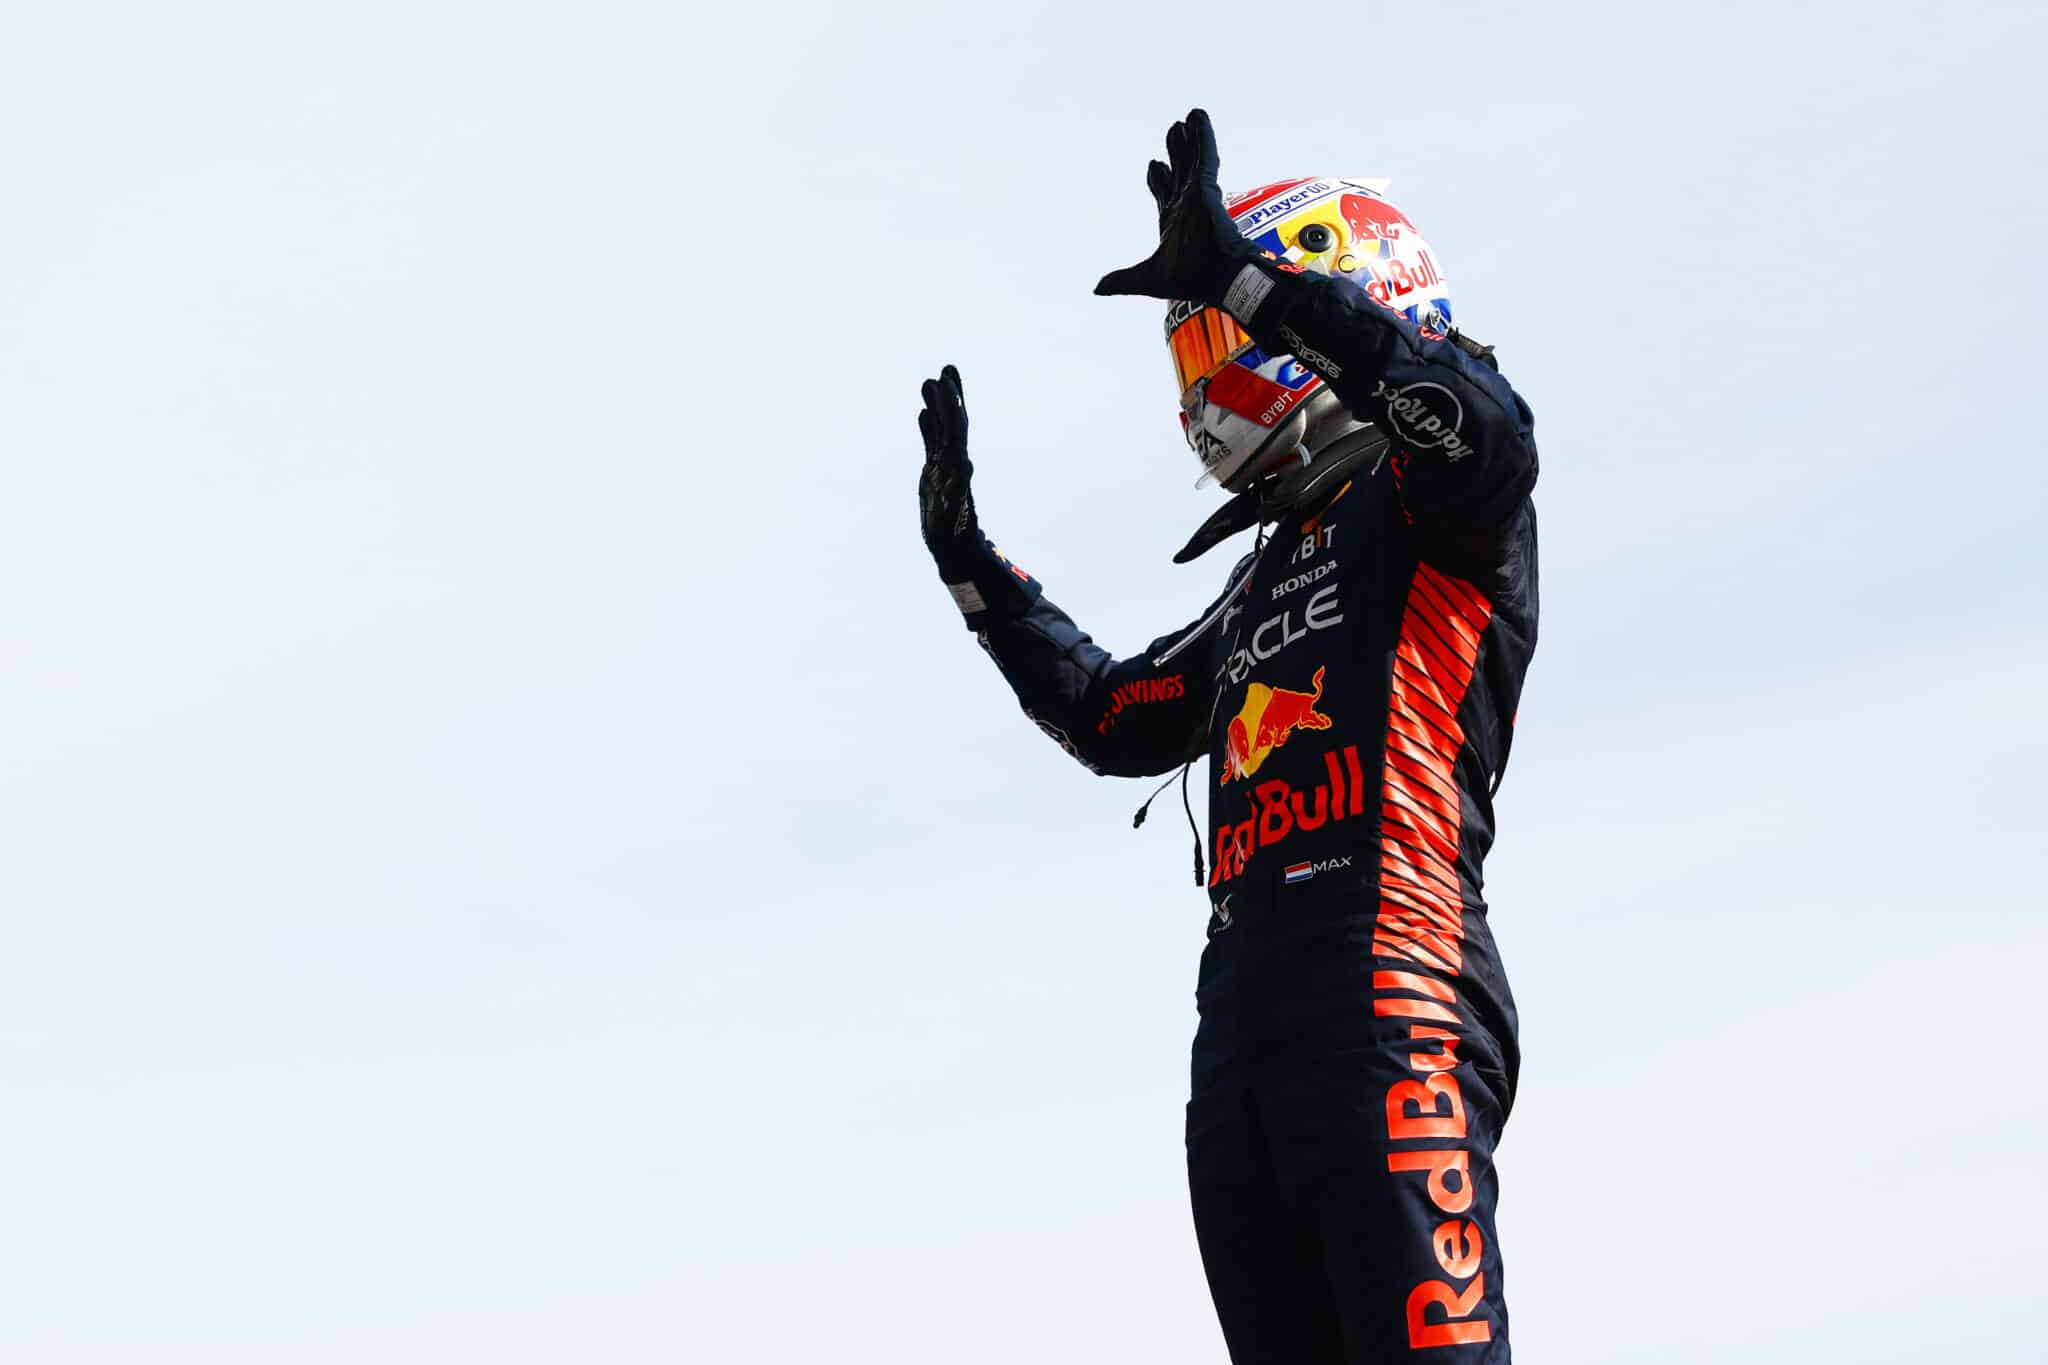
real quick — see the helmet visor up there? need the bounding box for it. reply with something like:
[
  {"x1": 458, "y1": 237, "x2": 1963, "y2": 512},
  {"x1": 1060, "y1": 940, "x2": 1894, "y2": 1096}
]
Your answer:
[{"x1": 1166, "y1": 303, "x2": 1252, "y2": 397}]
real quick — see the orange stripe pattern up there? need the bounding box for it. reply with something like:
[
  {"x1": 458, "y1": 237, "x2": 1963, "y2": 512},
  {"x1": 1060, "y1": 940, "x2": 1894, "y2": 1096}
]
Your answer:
[
  {"x1": 1371, "y1": 564, "x2": 1500, "y2": 1348},
  {"x1": 1373, "y1": 563, "x2": 1494, "y2": 976}
]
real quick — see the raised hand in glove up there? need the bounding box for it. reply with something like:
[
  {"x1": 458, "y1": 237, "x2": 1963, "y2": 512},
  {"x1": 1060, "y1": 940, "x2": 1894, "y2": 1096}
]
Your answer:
[
  {"x1": 917, "y1": 364, "x2": 1038, "y2": 624},
  {"x1": 918, "y1": 364, "x2": 978, "y2": 571},
  {"x1": 1095, "y1": 108, "x2": 1274, "y2": 322}
]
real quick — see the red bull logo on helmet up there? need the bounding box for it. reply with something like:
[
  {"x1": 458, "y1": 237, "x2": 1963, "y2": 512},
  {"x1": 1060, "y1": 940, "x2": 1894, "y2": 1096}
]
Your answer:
[
  {"x1": 1222, "y1": 665, "x2": 1334, "y2": 784},
  {"x1": 1218, "y1": 177, "x2": 1453, "y2": 328},
  {"x1": 1340, "y1": 190, "x2": 1417, "y2": 259}
]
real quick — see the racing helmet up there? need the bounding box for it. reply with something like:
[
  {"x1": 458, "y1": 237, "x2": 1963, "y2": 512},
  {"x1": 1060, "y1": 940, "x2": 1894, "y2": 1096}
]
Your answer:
[{"x1": 1169, "y1": 177, "x2": 1455, "y2": 491}]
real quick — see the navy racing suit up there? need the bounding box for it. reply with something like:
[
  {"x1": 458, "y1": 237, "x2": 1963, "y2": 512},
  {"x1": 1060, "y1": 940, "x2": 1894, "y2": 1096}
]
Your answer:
[{"x1": 939, "y1": 266, "x2": 1539, "y2": 1363}]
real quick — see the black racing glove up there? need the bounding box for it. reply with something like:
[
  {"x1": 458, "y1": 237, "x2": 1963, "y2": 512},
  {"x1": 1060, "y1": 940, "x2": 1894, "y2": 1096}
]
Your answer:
[
  {"x1": 1094, "y1": 108, "x2": 1294, "y2": 331},
  {"x1": 917, "y1": 364, "x2": 978, "y2": 570},
  {"x1": 917, "y1": 364, "x2": 1040, "y2": 627}
]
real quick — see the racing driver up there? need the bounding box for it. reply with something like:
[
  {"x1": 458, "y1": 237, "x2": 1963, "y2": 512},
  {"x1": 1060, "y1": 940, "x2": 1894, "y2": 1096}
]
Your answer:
[{"x1": 916, "y1": 109, "x2": 1539, "y2": 1362}]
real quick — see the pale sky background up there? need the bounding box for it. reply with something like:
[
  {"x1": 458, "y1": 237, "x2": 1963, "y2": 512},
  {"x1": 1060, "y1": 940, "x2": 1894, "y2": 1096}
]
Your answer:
[{"x1": 3, "y1": 2, "x2": 2044, "y2": 1362}]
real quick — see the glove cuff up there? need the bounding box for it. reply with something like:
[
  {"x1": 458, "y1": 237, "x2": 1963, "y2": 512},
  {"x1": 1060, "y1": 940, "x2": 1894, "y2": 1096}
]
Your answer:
[
  {"x1": 1220, "y1": 262, "x2": 1277, "y2": 321},
  {"x1": 1217, "y1": 258, "x2": 1306, "y2": 333},
  {"x1": 933, "y1": 533, "x2": 1043, "y2": 629}
]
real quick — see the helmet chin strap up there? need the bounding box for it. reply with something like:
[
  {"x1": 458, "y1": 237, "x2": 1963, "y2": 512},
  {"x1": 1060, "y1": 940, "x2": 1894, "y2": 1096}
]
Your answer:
[
  {"x1": 1173, "y1": 420, "x2": 1391, "y2": 564},
  {"x1": 1215, "y1": 407, "x2": 1309, "y2": 492},
  {"x1": 1263, "y1": 420, "x2": 1387, "y2": 509},
  {"x1": 1300, "y1": 401, "x2": 1371, "y2": 464},
  {"x1": 1219, "y1": 387, "x2": 1365, "y2": 493}
]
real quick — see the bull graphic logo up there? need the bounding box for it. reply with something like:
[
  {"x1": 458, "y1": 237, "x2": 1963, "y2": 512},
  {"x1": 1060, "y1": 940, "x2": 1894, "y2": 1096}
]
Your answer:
[
  {"x1": 1339, "y1": 192, "x2": 1417, "y2": 260},
  {"x1": 1222, "y1": 666, "x2": 1333, "y2": 783}
]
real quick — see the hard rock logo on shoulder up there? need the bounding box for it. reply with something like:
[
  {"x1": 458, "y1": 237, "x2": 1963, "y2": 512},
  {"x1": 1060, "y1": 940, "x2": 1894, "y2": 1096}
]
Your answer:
[{"x1": 1373, "y1": 379, "x2": 1472, "y2": 461}]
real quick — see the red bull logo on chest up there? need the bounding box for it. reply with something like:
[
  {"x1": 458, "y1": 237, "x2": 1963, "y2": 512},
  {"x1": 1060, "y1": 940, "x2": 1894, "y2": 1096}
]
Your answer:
[
  {"x1": 1209, "y1": 741, "x2": 1371, "y2": 887},
  {"x1": 1222, "y1": 665, "x2": 1334, "y2": 783}
]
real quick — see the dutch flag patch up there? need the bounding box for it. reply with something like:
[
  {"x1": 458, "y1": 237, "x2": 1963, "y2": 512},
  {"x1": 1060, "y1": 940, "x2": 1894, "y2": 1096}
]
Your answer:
[{"x1": 1284, "y1": 861, "x2": 1314, "y2": 885}]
